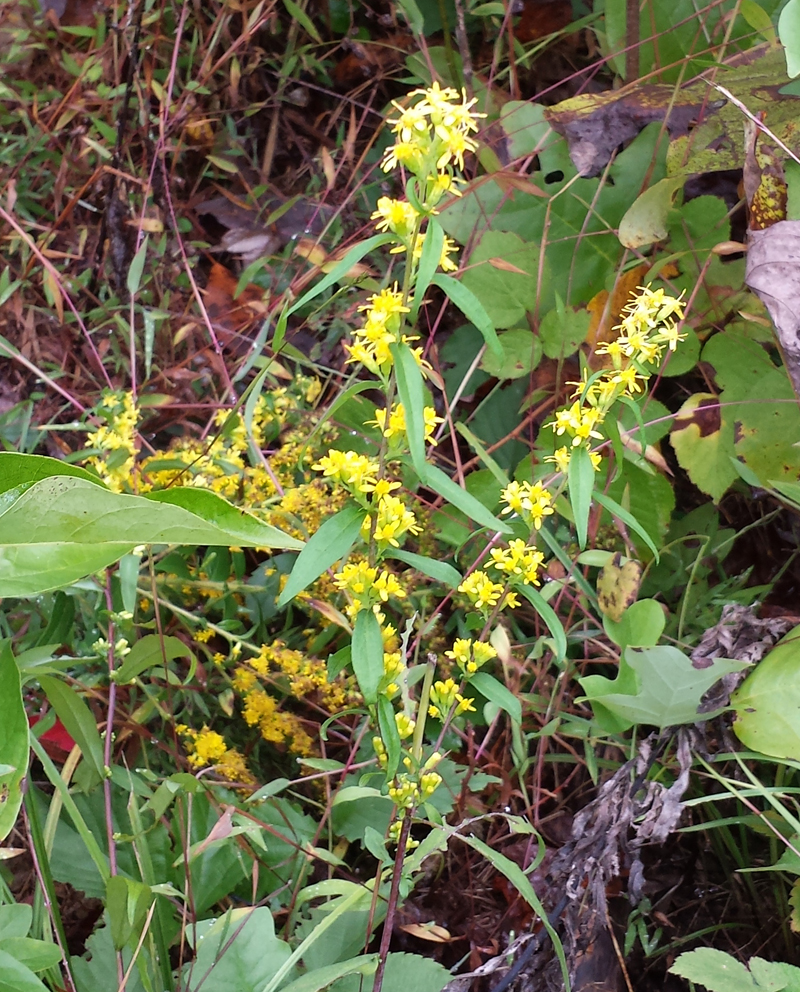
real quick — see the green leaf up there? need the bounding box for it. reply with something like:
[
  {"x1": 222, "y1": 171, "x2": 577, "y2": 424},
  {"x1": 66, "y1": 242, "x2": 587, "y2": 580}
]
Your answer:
[
  {"x1": 278, "y1": 954, "x2": 378, "y2": 992},
  {"x1": 0, "y1": 452, "x2": 101, "y2": 495},
  {"x1": 670, "y1": 393, "x2": 737, "y2": 503},
  {"x1": 351, "y1": 609, "x2": 384, "y2": 705},
  {"x1": 455, "y1": 231, "x2": 540, "y2": 331},
  {"x1": 384, "y1": 549, "x2": 461, "y2": 588},
  {"x1": 328, "y1": 953, "x2": 450, "y2": 992},
  {"x1": 278, "y1": 504, "x2": 365, "y2": 607},
  {"x1": 187, "y1": 907, "x2": 293, "y2": 992},
  {"x1": 126, "y1": 235, "x2": 149, "y2": 296},
  {"x1": 391, "y1": 341, "x2": 427, "y2": 477},
  {"x1": 0, "y1": 475, "x2": 301, "y2": 598},
  {"x1": 733, "y1": 625, "x2": 800, "y2": 760},
  {"x1": 431, "y1": 273, "x2": 503, "y2": 359},
  {"x1": 282, "y1": 0, "x2": 321, "y2": 41},
  {"x1": 514, "y1": 584, "x2": 567, "y2": 662},
  {"x1": 0, "y1": 905, "x2": 31, "y2": 941},
  {"x1": 618, "y1": 176, "x2": 685, "y2": 249},
  {"x1": 422, "y1": 463, "x2": 511, "y2": 534},
  {"x1": 594, "y1": 490, "x2": 659, "y2": 561},
  {"x1": 579, "y1": 645, "x2": 749, "y2": 732},
  {"x1": 0, "y1": 939, "x2": 61, "y2": 973},
  {"x1": 479, "y1": 328, "x2": 542, "y2": 380},
  {"x1": 0, "y1": 642, "x2": 28, "y2": 842},
  {"x1": 468, "y1": 672, "x2": 521, "y2": 723},
  {"x1": 780, "y1": 0, "x2": 800, "y2": 77},
  {"x1": 106, "y1": 876, "x2": 153, "y2": 950},
  {"x1": 72, "y1": 921, "x2": 146, "y2": 992},
  {"x1": 377, "y1": 695, "x2": 401, "y2": 777},
  {"x1": 603, "y1": 599, "x2": 665, "y2": 651},
  {"x1": 0, "y1": 949, "x2": 49, "y2": 992},
  {"x1": 38, "y1": 676, "x2": 105, "y2": 781},
  {"x1": 287, "y1": 234, "x2": 392, "y2": 315},
  {"x1": 113, "y1": 634, "x2": 194, "y2": 684},
  {"x1": 568, "y1": 444, "x2": 594, "y2": 549},
  {"x1": 669, "y1": 948, "x2": 760, "y2": 992},
  {"x1": 412, "y1": 217, "x2": 444, "y2": 320}
]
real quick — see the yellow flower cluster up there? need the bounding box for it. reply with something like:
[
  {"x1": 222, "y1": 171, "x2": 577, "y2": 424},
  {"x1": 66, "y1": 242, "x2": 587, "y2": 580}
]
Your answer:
[
  {"x1": 344, "y1": 285, "x2": 428, "y2": 379},
  {"x1": 312, "y1": 449, "x2": 379, "y2": 495},
  {"x1": 458, "y1": 570, "x2": 518, "y2": 613},
  {"x1": 334, "y1": 560, "x2": 406, "y2": 620},
  {"x1": 445, "y1": 637, "x2": 497, "y2": 677},
  {"x1": 85, "y1": 390, "x2": 140, "y2": 492},
  {"x1": 489, "y1": 539, "x2": 545, "y2": 586},
  {"x1": 241, "y1": 688, "x2": 314, "y2": 756},
  {"x1": 546, "y1": 285, "x2": 686, "y2": 474},
  {"x1": 428, "y1": 678, "x2": 475, "y2": 720},
  {"x1": 370, "y1": 402, "x2": 444, "y2": 447},
  {"x1": 500, "y1": 481, "x2": 555, "y2": 530},
  {"x1": 176, "y1": 724, "x2": 253, "y2": 784},
  {"x1": 373, "y1": 742, "x2": 444, "y2": 810},
  {"x1": 362, "y1": 493, "x2": 421, "y2": 550}
]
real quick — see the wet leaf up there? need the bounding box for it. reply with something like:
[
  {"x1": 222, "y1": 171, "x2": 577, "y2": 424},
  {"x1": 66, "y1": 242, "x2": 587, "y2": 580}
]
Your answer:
[
  {"x1": 670, "y1": 393, "x2": 738, "y2": 503},
  {"x1": 618, "y1": 176, "x2": 686, "y2": 248}
]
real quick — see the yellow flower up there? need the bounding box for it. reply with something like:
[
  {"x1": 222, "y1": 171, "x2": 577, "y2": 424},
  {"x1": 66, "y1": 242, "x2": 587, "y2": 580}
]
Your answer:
[
  {"x1": 489, "y1": 539, "x2": 545, "y2": 586},
  {"x1": 371, "y1": 197, "x2": 419, "y2": 237},
  {"x1": 312, "y1": 449, "x2": 379, "y2": 494},
  {"x1": 458, "y1": 570, "x2": 504, "y2": 611},
  {"x1": 500, "y1": 481, "x2": 554, "y2": 529},
  {"x1": 363, "y1": 494, "x2": 421, "y2": 549},
  {"x1": 445, "y1": 637, "x2": 497, "y2": 676}
]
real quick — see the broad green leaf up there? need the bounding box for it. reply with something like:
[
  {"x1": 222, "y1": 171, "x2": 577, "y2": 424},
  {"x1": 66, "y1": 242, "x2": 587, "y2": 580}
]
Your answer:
[
  {"x1": 422, "y1": 464, "x2": 511, "y2": 534},
  {"x1": 603, "y1": 599, "x2": 665, "y2": 651},
  {"x1": 431, "y1": 273, "x2": 503, "y2": 358},
  {"x1": 327, "y1": 953, "x2": 450, "y2": 992},
  {"x1": 456, "y1": 231, "x2": 540, "y2": 331},
  {"x1": 351, "y1": 609, "x2": 384, "y2": 705},
  {"x1": 277, "y1": 504, "x2": 365, "y2": 607},
  {"x1": 0, "y1": 949, "x2": 48, "y2": 992},
  {"x1": 106, "y1": 876, "x2": 153, "y2": 951},
  {"x1": 188, "y1": 907, "x2": 292, "y2": 992},
  {"x1": 670, "y1": 393, "x2": 737, "y2": 503},
  {"x1": 0, "y1": 642, "x2": 28, "y2": 842},
  {"x1": 781, "y1": 0, "x2": 800, "y2": 77},
  {"x1": 567, "y1": 444, "x2": 594, "y2": 549},
  {"x1": 38, "y1": 676, "x2": 105, "y2": 781},
  {"x1": 0, "y1": 452, "x2": 101, "y2": 495},
  {"x1": 0, "y1": 939, "x2": 61, "y2": 973},
  {"x1": 468, "y1": 672, "x2": 521, "y2": 723},
  {"x1": 618, "y1": 176, "x2": 686, "y2": 248},
  {"x1": 71, "y1": 921, "x2": 146, "y2": 992},
  {"x1": 113, "y1": 635, "x2": 194, "y2": 684},
  {"x1": 479, "y1": 328, "x2": 542, "y2": 380},
  {"x1": 733, "y1": 625, "x2": 800, "y2": 759},
  {"x1": 669, "y1": 948, "x2": 760, "y2": 992},
  {"x1": 579, "y1": 645, "x2": 749, "y2": 732},
  {"x1": 385, "y1": 549, "x2": 462, "y2": 588},
  {"x1": 0, "y1": 905, "x2": 31, "y2": 941},
  {"x1": 391, "y1": 341, "x2": 427, "y2": 477},
  {"x1": 278, "y1": 954, "x2": 378, "y2": 992},
  {"x1": 0, "y1": 475, "x2": 301, "y2": 598}
]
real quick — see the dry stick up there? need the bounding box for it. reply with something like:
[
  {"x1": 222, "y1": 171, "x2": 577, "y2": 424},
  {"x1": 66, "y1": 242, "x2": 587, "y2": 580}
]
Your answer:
[{"x1": 453, "y1": 0, "x2": 473, "y2": 92}]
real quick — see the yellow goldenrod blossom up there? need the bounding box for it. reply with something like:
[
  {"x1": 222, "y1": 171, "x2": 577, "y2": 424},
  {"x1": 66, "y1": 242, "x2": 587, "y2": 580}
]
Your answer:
[
  {"x1": 85, "y1": 390, "x2": 140, "y2": 492},
  {"x1": 500, "y1": 481, "x2": 555, "y2": 530},
  {"x1": 334, "y1": 561, "x2": 406, "y2": 619},
  {"x1": 312, "y1": 449, "x2": 379, "y2": 495},
  {"x1": 458, "y1": 570, "x2": 505, "y2": 611},
  {"x1": 362, "y1": 494, "x2": 421, "y2": 549},
  {"x1": 445, "y1": 637, "x2": 497, "y2": 676},
  {"x1": 428, "y1": 677, "x2": 475, "y2": 720},
  {"x1": 489, "y1": 539, "x2": 545, "y2": 586}
]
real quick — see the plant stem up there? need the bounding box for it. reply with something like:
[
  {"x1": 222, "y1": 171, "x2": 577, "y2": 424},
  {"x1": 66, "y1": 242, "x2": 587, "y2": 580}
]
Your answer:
[{"x1": 372, "y1": 812, "x2": 412, "y2": 992}]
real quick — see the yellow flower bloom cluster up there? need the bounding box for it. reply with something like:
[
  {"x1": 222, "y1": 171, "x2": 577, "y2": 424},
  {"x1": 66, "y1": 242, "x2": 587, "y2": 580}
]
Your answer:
[
  {"x1": 334, "y1": 560, "x2": 406, "y2": 620},
  {"x1": 241, "y1": 688, "x2": 314, "y2": 756},
  {"x1": 500, "y1": 481, "x2": 555, "y2": 530},
  {"x1": 374, "y1": 742, "x2": 443, "y2": 809},
  {"x1": 85, "y1": 390, "x2": 139, "y2": 492},
  {"x1": 445, "y1": 637, "x2": 497, "y2": 677},
  {"x1": 370, "y1": 402, "x2": 444, "y2": 447},
  {"x1": 489, "y1": 538, "x2": 546, "y2": 586},
  {"x1": 344, "y1": 285, "x2": 428, "y2": 378},
  {"x1": 176, "y1": 724, "x2": 253, "y2": 784},
  {"x1": 362, "y1": 493, "x2": 421, "y2": 550},
  {"x1": 458, "y1": 570, "x2": 518, "y2": 613},
  {"x1": 428, "y1": 678, "x2": 475, "y2": 720},
  {"x1": 382, "y1": 82, "x2": 483, "y2": 193},
  {"x1": 545, "y1": 285, "x2": 686, "y2": 475},
  {"x1": 312, "y1": 449, "x2": 379, "y2": 495}
]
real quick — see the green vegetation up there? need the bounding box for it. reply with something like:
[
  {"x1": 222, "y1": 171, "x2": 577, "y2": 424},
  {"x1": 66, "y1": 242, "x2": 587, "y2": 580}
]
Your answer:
[{"x1": 2, "y1": 1, "x2": 800, "y2": 989}]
